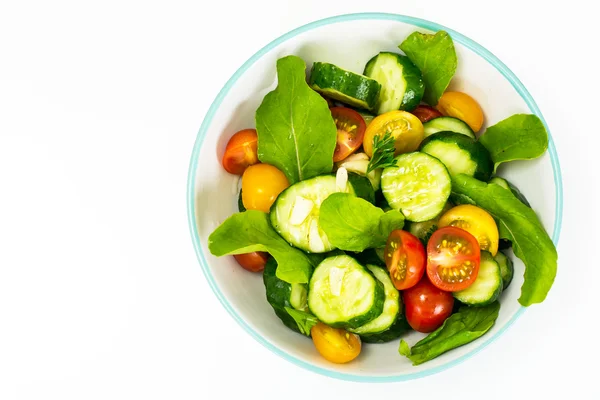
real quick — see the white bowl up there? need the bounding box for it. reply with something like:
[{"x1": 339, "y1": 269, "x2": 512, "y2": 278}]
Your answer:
[{"x1": 187, "y1": 13, "x2": 563, "y2": 382}]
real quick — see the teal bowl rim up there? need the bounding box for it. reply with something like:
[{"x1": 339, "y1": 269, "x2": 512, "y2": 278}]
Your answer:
[{"x1": 186, "y1": 12, "x2": 563, "y2": 383}]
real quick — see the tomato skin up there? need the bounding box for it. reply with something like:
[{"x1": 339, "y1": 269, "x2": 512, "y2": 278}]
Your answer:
[
  {"x1": 363, "y1": 110, "x2": 424, "y2": 157},
  {"x1": 411, "y1": 105, "x2": 443, "y2": 123},
  {"x1": 438, "y1": 204, "x2": 499, "y2": 256},
  {"x1": 222, "y1": 129, "x2": 259, "y2": 175},
  {"x1": 241, "y1": 164, "x2": 289, "y2": 213},
  {"x1": 330, "y1": 107, "x2": 366, "y2": 162},
  {"x1": 384, "y1": 230, "x2": 426, "y2": 290},
  {"x1": 311, "y1": 322, "x2": 361, "y2": 364},
  {"x1": 436, "y1": 92, "x2": 484, "y2": 132},
  {"x1": 426, "y1": 226, "x2": 481, "y2": 292},
  {"x1": 403, "y1": 276, "x2": 454, "y2": 333},
  {"x1": 233, "y1": 252, "x2": 268, "y2": 272}
]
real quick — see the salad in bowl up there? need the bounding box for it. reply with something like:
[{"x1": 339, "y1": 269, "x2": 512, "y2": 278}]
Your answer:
[{"x1": 198, "y1": 21, "x2": 558, "y2": 371}]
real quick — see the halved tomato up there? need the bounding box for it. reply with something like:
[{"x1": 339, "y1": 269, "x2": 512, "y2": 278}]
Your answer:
[
  {"x1": 222, "y1": 129, "x2": 259, "y2": 175},
  {"x1": 438, "y1": 204, "x2": 499, "y2": 256},
  {"x1": 362, "y1": 110, "x2": 424, "y2": 157},
  {"x1": 330, "y1": 107, "x2": 366, "y2": 162},
  {"x1": 436, "y1": 91, "x2": 484, "y2": 132},
  {"x1": 384, "y1": 230, "x2": 426, "y2": 290},
  {"x1": 426, "y1": 226, "x2": 481, "y2": 292},
  {"x1": 311, "y1": 322, "x2": 361, "y2": 364},
  {"x1": 411, "y1": 105, "x2": 443, "y2": 123},
  {"x1": 233, "y1": 252, "x2": 269, "y2": 272}
]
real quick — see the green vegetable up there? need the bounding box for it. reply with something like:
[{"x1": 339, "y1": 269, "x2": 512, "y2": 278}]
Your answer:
[
  {"x1": 478, "y1": 114, "x2": 548, "y2": 171},
  {"x1": 208, "y1": 210, "x2": 315, "y2": 284},
  {"x1": 399, "y1": 31, "x2": 457, "y2": 106},
  {"x1": 263, "y1": 258, "x2": 304, "y2": 334},
  {"x1": 319, "y1": 193, "x2": 405, "y2": 252},
  {"x1": 367, "y1": 131, "x2": 397, "y2": 173},
  {"x1": 401, "y1": 302, "x2": 500, "y2": 365},
  {"x1": 237, "y1": 189, "x2": 245, "y2": 212},
  {"x1": 256, "y1": 55, "x2": 337, "y2": 184},
  {"x1": 398, "y1": 339, "x2": 411, "y2": 357},
  {"x1": 451, "y1": 174, "x2": 558, "y2": 306},
  {"x1": 285, "y1": 307, "x2": 319, "y2": 336}
]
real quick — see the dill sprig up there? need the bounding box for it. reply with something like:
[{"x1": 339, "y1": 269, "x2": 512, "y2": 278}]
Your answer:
[{"x1": 367, "y1": 132, "x2": 397, "y2": 173}]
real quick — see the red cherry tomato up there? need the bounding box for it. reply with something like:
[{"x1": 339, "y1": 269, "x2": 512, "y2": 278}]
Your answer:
[
  {"x1": 384, "y1": 230, "x2": 426, "y2": 290},
  {"x1": 233, "y1": 252, "x2": 269, "y2": 272},
  {"x1": 403, "y1": 276, "x2": 455, "y2": 333},
  {"x1": 410, "y1": 105, "x2": 443, "y2": 123},
  {"x1": 330, "y1": 107, "x2": 366, "y2": 162},
  {"x1": 426, "y1": 226, "x2": 481, "y2": 292},
  {"x1": 222, "y1": 129, "x2": 259, "y2": 175}
]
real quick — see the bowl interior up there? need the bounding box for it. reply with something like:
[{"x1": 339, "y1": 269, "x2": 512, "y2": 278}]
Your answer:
[{"x1": 189, "y1": 14, "x2": 560, "y2": 381}]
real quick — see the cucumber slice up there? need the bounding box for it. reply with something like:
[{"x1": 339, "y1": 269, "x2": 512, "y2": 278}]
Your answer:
[
  {"x1": 308, "y1": 255, "x2": 385, "y2": 329},
  {"x1": 270, "y1": 175, "x2": 356, "y2": 253},
  {"x1": 494, "y1": 250, "x2": 514, "y2": 290},
  {"x1": 453, "y1": 251, "x2": 503, "y2": 306},
  {"x1": 263, "y1": 259, "x2": 309, "y2": 333},
  {"x1": 363, "y1": 52, "x2": 425, "y2": 114},
  {"x1": 489, "y1": 177, "x2": 531, "y2": 207},
  {"x1": 419, "y1": 131, "x2": 494, "y2": 181},
  {"x1": 349, "y1": 264, "x2": 400, "y2": 335},
  {"x1": 423, "y1": 116, "x2": 475, "y2": 139},
  {"x1": 381, "y1": 152, "x2": 451, "y2": 222},
  {"x1": 360, "y1": 313, "x2": 411, "y2": 343},
  {"x1": 406, "y1": 201, "x2": 454, "y2": 245},
  {"x1": 335, "y1": 152, "x2": 382, "y2": 191},
  {"x1": 309, "y1": 62, "x2": 381, "y2": 111}
]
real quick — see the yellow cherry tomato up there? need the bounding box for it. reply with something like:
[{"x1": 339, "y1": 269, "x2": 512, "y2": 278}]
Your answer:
[
  {"x1": 438, "y1": 204, "x2": 499, "y2": 256},
  {"x1": 436, "y1": 91, "x2": 484, "y2": 132},
  {"x1": 241, "y1": 163, "x2": 289, "y2": 213},
  {"x1": 310, "y1": 322, "x2": 361, "y2": 364},
  {"x1": 363, "y1": 110, "x2": 424, "y2": 158}
]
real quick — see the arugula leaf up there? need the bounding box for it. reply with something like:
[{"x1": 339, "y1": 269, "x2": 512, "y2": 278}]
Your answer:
[
  {"x1": 399, "y1": 31, "x2": 457, "y2": 106},
  {"x1": 208, "y1": 210, "x2": 315, "y2": 284},
  {"x1": 319, "y1": 193, "x2": 405, "y2": 252},
  {"x1": 451, "y1": 174, "x2": 557, "y2": 306},
  {"x1": 285, "y1": 307, "x2": 319, "y2": 336},
  {"x1": 479, "y1": 114, "x2": 548, "y2": 171},
  {"x1": 367, "y1": 132, "x2": 397, "y2": 173},
  {"x1": 255, "y1": 55, "x2": 337, "y2": 184},
  {"x1": 401, "y1": 302, "x2": 500, "y2": 365},
  {"x1": 398, "y1": 339, "x2": 411, "y2": 357}
]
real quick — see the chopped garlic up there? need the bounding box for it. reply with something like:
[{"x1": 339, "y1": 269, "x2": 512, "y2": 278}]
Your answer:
[
  {"x1": 289, "y1": 196, "x2": 314, "y2": 225},
  {"x1": 329, "y1": 267, "x2": 345, "y2": 296},
  {"x1": 336, "y1": 167, "x2": 349, "y2": 192}
]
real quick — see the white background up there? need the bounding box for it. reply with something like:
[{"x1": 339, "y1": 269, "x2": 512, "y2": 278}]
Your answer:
[{"x1": 1, "y1": 0, "x2": 598, "y2": 399}]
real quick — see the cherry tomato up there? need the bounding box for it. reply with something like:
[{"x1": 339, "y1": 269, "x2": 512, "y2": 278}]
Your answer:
[
  {"x1": 363, "y1": 110, "x2": 424, "y2": 157},
  {"x1": 403, "y1": 276, "x2": 455, "y2": 333},
  {"x1": 310, "y1": 322, "x2": 361, "y2": 364},
  {"x1": 411, "y1": 105, "x2": 443, "y2": 123},
  {"x1": 426, "y1": 226, "x2": 481, "y2": 292},
  {"x1": 222, "y1": 129, "x2": 259, "y2": 175},
  {"x1": 384, "y1": 230, "x2": 426, "y2": 290},
  {"x1": 241, "y1": 163, "x2": 289, "y2": 213},
  {"x1": 233, "y1": 252, "x2": 268, "y2": 272},
  {"x1": 438, "y1": 204, "x2": 499, "y2": 256},
  {"x1": 330, "y1": 107, "x2": 366, "y2": 162},
  {"x1": 436, "y1": 92, "x2": 484, "y2": 132}
]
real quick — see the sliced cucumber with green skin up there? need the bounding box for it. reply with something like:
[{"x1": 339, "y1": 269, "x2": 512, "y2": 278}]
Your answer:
[
  {"x1": 423, "y1": 116, "x2": 475, "y2": 139},
  {"x1": 349, "y1": 264, "x2": 400, "y2": 336},
  {"x1": 381, "y1": 152, "x2": 451, "y2": 222},
  {"x1": 419, "y1": 131, "x2": 494, "y2": 181},
  {"x1": 309, "y1": 62, "x2": 381, "y2": 111},
  {"x1": 270, "y1": 175, "x2": 357, "y2": 253},
  {"x1": 489, "y1": 177, "x2": 531, "y2": 207},
  {"x1": 308, "y1": 255, "x2": 385, "y2": 329},
  {"x1": 363, "y1": 52, "x2": 425, "y2": 114},
  {"x1": 263, "y1": 259, "x2": 309, "y2": 333},
  {"x1": 360, "y1": 311, "x2": 411, "y2": 344},
  {"x1": 406, "y1": 201, "x2": 454, "y2": 246},
  {"x1": 453, "y1": 251, "x2": 503, "y2": 306},
  {"x1": 336, "y1": 153, "x2": 382, "y2": 191},
  {"x1": 494, "y1": 250, "x2": 514, "y2": 290}
]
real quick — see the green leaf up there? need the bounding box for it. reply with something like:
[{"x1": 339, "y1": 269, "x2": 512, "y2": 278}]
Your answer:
[
  {"x1": 399, "y1": 31, "x2": 457, "y2": 106},
  {"x1": 451, "y1": 175, "x2": 557, "y2": 306},
  {"x1": 319, "y1": 193, "x2": 404, "y2": 252},
  {"x1": 285, "y1": 307, "x2": 319, "y2": 336},
  {"x1": 255, "y1": 55, "x2": 337, "y2": 184},
  {"x1": 402, "y1": 302, "x2": 500, "y2": 365},
  {"x1": 398, "y1": 339, "x2": 411, "y2": 357},
  {"x1": 367, "y1": 131, "x2": 397, "y2": 173},
  {"x1": 479, "y1": 114, "x2": 548, "y2": 171},
  {"x1": 208, "y1": 210, "x2": 315, "y2": 284}
]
